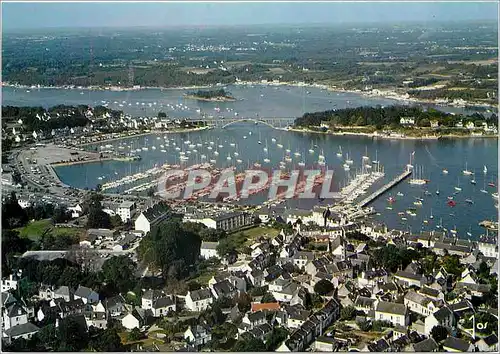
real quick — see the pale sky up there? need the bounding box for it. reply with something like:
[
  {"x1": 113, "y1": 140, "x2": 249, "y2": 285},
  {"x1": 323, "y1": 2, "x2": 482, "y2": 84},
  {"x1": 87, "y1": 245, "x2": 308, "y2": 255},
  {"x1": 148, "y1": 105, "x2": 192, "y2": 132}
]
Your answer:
[{"x1": 2, "y1": 2, "x2": 498, "y2": 31}]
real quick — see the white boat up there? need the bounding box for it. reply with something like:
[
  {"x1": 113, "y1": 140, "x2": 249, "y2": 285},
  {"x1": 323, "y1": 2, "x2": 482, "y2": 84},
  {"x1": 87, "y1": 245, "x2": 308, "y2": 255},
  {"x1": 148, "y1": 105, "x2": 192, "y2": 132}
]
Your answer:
[
  {"x1": 234, "y1": 152, "x2": 239, "y2": 156},
  {"x1": 277, "y1": 143, "x2": 284, "y2": 149},
  {"x1": 297, "y1": 161, "x2": 305, "y2": 167},
  {"x1": 493, "y1": 192, "x2": 499, "y2": 200},
  {"x1": 214, "y1": 151, "x2": 220, "y2": 156},
  {"x1": 210, "y1": 159, "x2": 217, "y2": 164},
  {"x1": 462, "y1": 162, "x2": 473, "y2": 176},
  {"x1": 413, "y1": 201, "x2": 423, "y2": 206},
  {"x1": 254, "y1": 162, "x2": 262, "y2": 168},
  {"x1": 345, "y1": 153, "x2": 353, "y2": 165},
  {"x1": 443, "y1": 169, "x2": 449, "y2": 174},
  {"x1": 151, "y1": 146, "x2": 156, "y2": 150},
  {"x1": 226, "y1": 155, "x2": 232, "y2": 161},
  {"x1": 362, "y1": 146, "x2": 369, "y2": 161},
  {"x1": 343, "y1": 164, "x2": 350, "y2": 171},
  {"x1": 218, "y1": 144, "x2": 224, "y2": 148},
  {"x1": 264, "y1": 158, "x2": 271, "y2": 163},
  {"x1": 397, "y1": 192, "x2": 404, "y2": 197},
  {"x1": 484, "y1": 165, "x2": 488, "y2": 174},
  {"x1": 336, "y1": 146, "x2": 342, "y2": 157},
  {"x1": 236, "y1": 159, "x2": 243, "y2": 164},
  {"x1": 271, "y1": 138, "x2": 277, "y2": 143},
  {"x1": 294, "y1": 152, "x2": 301, "y2": 157},
  {"x1": 454, "y1": 178, "x2": 462, "y2": 191}
]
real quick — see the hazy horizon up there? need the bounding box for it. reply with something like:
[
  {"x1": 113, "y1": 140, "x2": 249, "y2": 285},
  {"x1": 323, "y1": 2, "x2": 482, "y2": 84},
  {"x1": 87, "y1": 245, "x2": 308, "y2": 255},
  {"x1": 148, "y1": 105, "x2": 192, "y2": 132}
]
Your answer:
[{"x1": 2, "y1": 2, "x2": 498, "y2": 31}]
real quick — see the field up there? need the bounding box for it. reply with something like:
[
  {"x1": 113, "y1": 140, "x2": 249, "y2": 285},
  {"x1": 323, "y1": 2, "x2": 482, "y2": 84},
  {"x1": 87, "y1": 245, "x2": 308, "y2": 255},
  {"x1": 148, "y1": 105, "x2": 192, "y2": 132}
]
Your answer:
[{"x1": 16, "y1": 219, "x2": 83, "y2": 241}]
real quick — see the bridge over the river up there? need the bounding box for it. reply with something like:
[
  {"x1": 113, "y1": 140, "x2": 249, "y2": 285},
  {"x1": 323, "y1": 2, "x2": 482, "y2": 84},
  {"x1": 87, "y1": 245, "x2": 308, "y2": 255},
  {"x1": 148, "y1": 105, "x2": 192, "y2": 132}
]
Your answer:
[{"x1": 191, "y1": 117, "x2": 297, "y2": 129}]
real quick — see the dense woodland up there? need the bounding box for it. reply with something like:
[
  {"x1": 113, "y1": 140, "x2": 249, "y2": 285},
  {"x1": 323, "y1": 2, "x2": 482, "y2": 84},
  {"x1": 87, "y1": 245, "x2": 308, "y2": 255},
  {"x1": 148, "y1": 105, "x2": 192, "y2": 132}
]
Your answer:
[
  {"x1": 188, "y1": 89, "x2": 233, "y2": 99},
  {"x1": 294, "y1": 105, "x2": 498, "y2": 129},
  {"x1": 2, "y1": 105, "x2": 121, "y2": 133}
]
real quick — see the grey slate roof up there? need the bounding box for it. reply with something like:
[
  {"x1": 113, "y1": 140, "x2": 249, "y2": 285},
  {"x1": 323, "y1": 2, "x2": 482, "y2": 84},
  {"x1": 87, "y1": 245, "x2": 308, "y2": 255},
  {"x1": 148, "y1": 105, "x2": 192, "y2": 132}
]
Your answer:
[
  {"x1": 55, "y1": 285, "x2": 74, "y2": 297},
  {"x1": 413, "y1": 338, "x2": 439, "y2": 352},
  {"x1": 74, "y1": 285, "x2": 96, "y2": 299},
  {"x1": 376, "y1": 301, "x2": 406, "y2": 316},
  {"x1": 3, "y1": 322, "x2": 40, "y2": 337},
  {"x1": 189, "y1": 288, "x2": 212, "y2": 301},
  {"x1": 153, "y1": 296, "x2": 175, "y2": 309},
  {"x1": 443, "y1": 337, "x2": 471, "y2": 352}
]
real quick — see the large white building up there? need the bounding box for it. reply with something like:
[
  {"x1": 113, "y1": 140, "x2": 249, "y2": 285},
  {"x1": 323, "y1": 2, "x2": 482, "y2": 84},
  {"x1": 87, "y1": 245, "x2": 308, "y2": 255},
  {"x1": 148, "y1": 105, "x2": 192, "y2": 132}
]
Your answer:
[
  {"x1": 184, "y1": 212, "x2": 252, "y2": 231},
  {"x1": 200, "y1": 242, "x2": 219, "y2": 259},
  {"x1": 116, "y1": 201, "x2": 136, "y2": 223}
]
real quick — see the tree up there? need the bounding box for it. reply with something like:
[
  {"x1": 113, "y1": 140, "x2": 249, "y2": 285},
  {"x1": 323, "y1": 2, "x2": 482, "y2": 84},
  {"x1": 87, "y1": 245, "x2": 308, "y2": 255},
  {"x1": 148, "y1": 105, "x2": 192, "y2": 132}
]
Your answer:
[
  {"x1": 57, "y1": 316, "x2": 90, "y2": 351},
  {"x1": 340, "y1": 305, "x2": 357, "y2": 321},
  {"x1": 110, "y1": 214, "x2": 123, "y2": 229},
  {"x1": 266, "y1": 327, "x2": 289, "y2": 351},
  {"x1": 102, "y1": 255, "x2": 137, "y2": 293},
  {"x1": 2, "y1": 191, "x2": 28, "y2": 229},
  {"x1": 431, "y1": 325, "x2": 448, "y2": 342},
  {"x1": 261, "y1": 292, "x2": 276, "y2": 303},
  {"x1": 235, "y1": 292, "x2": 252, "y2": 313},
  {"x1": 127, "y1": 327, "x2": 143, "y2": 342},
  {"x1": 233, "y1": 337, "x2": 266, "y2": 352},
  {"x1": 441, "y1": 255, "x2": 464, "y2": 279},
  {"x1": 90, "y1": 327, "x2": 123, "y2": 351},
  {"x1": 138, "y1": 220, "x2": 201, "y2": 280},
  {"x1": 86, "y1": 193, "x2": 111, "y2": 229},
  {"x1": 200, "y1": 228, "x2": 227, "y2": 242},
  {"x1": 314, "y1": 279, "x2": 334, "y2": 296}
]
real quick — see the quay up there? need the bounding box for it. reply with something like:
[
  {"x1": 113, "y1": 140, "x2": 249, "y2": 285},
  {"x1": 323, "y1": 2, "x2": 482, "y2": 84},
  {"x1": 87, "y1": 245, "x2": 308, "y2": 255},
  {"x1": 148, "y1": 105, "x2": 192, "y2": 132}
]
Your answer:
[{"x1": 357, "y1": 168, "x2": 412, "y2": 207}]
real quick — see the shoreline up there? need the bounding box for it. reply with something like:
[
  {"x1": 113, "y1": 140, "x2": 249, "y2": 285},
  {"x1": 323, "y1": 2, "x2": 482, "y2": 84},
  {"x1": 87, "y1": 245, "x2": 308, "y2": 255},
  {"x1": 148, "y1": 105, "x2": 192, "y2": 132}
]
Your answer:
[
  {"x1": 287, "y1": 127, "x2": 499, "y2": 140},
  {"x1": 76, "y1": 126, "x2": 212, "y2": 147},
  {"x1": 3, "y1": 81, "x2": 497, "y2": 110}
]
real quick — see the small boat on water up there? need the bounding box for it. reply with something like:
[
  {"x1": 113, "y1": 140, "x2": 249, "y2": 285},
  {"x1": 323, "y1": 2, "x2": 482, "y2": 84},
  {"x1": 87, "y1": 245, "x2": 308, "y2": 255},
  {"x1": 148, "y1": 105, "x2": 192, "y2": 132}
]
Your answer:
[
  {"x1": 343, "y1": 164, "x2": 350, "y2": 171},
  {"x1": 397, "y1": 192, "x2": 404, "y2": 197},
  {"x1": 454, "y1": 178, "x2": 462, "y2": 191},
  {"x1": 465, "y1": 199, "x2": 474, "y2": 204},
  {"x1": 488, "y1": 182, "x2": 496, "y2": 187},
  {"x1": 336, "y1": 146, "x2": 342, "y2": 157},
  {"x1": 387, "y1": 196, "x2": 396, "y2": 203},
  {"x1": 484, "y1": 165, "x2": 488, "y2": 174},
  {"x1": 443, "y1": 169, "x2": 449, "y2": 174},
  {"x1": 447, "y1": 200, "x2": 457, "y2": 207},
  {"x1": 413, "y1": 201, "x2": 423, "y2": 206},
  {"x1": 471, "y1": 179, "x2": 476, "y2": 185},
  {"x1": 436, "y1": 189, "x2": 440, "y2": 195},
  {"x1": 462, "y1": 162, "x2": 473, "y2": 176},
  {"x1": 493, "y1": 192, "x2": 499, "y2": 200}
]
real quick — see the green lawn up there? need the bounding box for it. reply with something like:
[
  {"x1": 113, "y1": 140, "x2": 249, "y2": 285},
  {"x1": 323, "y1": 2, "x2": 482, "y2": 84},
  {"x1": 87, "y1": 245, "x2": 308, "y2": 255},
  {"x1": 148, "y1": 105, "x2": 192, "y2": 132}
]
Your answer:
[
  {"x1": 16, "y1": 219, "x2": 83, "y2": 241},
  {"x1": 16, "y1": 219, "x2": 52, "y2": 240},
  {"x1": 240, "y1": 226, "x2": 280, "y2": 247}
]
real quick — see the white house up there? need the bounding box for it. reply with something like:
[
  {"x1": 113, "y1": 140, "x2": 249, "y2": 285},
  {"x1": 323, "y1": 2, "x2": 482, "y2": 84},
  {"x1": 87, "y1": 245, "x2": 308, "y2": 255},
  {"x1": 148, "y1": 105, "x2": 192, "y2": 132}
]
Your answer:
[
  {"x1": 17, "y1": 199, "x2": 31, "y2": 209},
  {"x1": 374, "y1": 301, "x2": 409, "y2": 327},
  {"x1": 134, "y1": 203, "x2": 171, "y2": 234},
  {"x1": 185, "y1": 212, "x2": 252, "y2": 231},
  {"x1": 200, "y1": 242, "x2": 219, "y2": 259},
  {"x1": 184, "y1": 325, "x2": 212, "y2": 347},
  {"x1": 1, "y1": 275, "x2": 18, "y2": 292},
  {"x1": 68, "y1": 204, "x2": 83, "y2": 218},
  {"x1": 121, "y1": 312, "x2": 140, "y2": 330},
  {"x1": 400, "y1": 117, "x2": 415, "y2": 125},
  {"x1": 424, "y1": 306, "x2": 455, "y2": 335},
  {"x1": 404, "y1": 290, "x2": 437, "y2": 317},
  {"x1": 116, "y1": 201, "x2": 136, "y2": 223},
  {"x1": 185, "y1": 289, "x2": 213, "y2": 312},
  {"x1": 3, "y1": 303, "x2": 28, "y2": 330},
  {"x1": 477, "y1": 241, "x2": 498, "y2": 258}
]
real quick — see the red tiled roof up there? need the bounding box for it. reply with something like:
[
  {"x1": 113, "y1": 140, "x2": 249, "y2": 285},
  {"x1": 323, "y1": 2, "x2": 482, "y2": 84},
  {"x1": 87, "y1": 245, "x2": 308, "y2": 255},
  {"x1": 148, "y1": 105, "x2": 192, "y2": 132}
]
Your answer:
[{"x1": 251, "y1": 302, "x2": 281, "y2": 312}]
